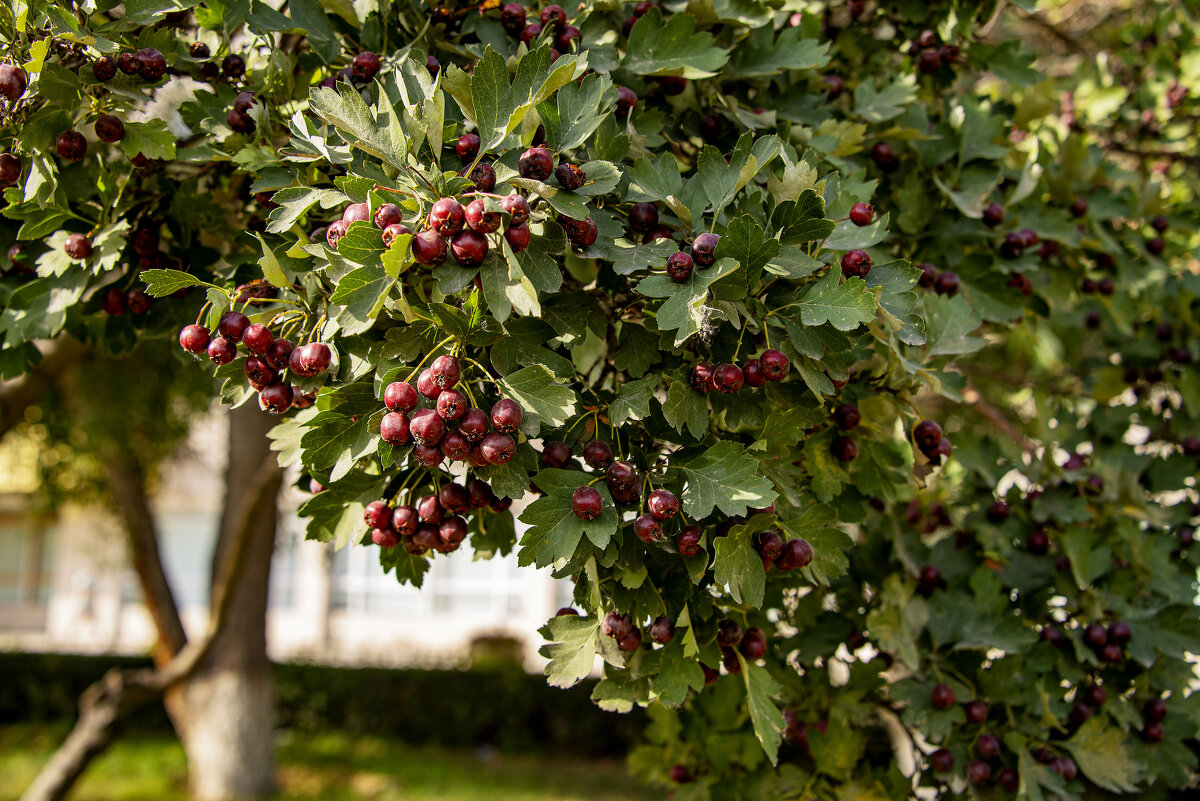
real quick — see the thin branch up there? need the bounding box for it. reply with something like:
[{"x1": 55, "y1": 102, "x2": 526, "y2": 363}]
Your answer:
[{"x1": 962, "y1": 385, "x2": 1036, "y2": 455}]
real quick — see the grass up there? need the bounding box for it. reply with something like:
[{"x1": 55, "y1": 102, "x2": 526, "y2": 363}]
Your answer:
[{"x1": 0, "y1": 725, "x2": 655, "y2": 801}]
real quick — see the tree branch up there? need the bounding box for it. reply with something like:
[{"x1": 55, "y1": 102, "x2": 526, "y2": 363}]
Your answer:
[{"x1": 19, "y1": 454, "x2": 283, "y2": 801}]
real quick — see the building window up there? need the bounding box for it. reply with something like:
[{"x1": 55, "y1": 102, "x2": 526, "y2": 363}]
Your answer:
[{"x1": 0, "y1": 517, "x2": 54, "y2": 607}]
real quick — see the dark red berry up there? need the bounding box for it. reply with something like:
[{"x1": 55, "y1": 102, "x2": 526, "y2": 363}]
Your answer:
[
  {"x1": 542, "y1": 441, "x2": 572, "y2": 468},
  {"x1": 634, "y1": 513, "x2": 661, "y2": 543},
  {"x1": 118, "y1": 52, "x2": 143, "y2": 75},
  {"x1": 352, "y1": 52, "x2": 381, "y2": 82},
  {"x1": 930, "y1": 748, "x2": 954, "y2": 773},
  {"x1": 743, "y1": 359, "x2": 766, "y2": 387},
  {"x1": 913, "y1": 420, "x2": 942, "y2": 450},
  {"x1": 325, "y1": 219, "x2": 349, "y2": 249},
  {"x1": 56, "y1": 131, "x2": 87, "y2": 162},
  {"x1": 428, "y1": 197, "x2": 466, "y2": 237},
  {"x1": 666, "y1": 251, "x2": 694, "y2": 282},
  {"x1": 0, "y1": 152, "x2": 21, "y2": 186},
  {"x1": 583, "y1": 439, "x2": 612, "y2": 469},
  {"x1": 260, "y1": 382, "x2": 294, "y2": 414},
  {"x1": 930, "y1": 683, "x2": 955, "y2": 711},
  {"x1": 410, "y1": 408, "x2": 447, "y2": 446},
  {"x1": 465, "y1": 198, "x2": 502, "y2": 234},
  {"x1": 760, "y1": 349, "x2": 789, "y2": 381},
  {"x1": 776, "y1": 538, "x2": 813, "y2": 570},
  {"x1": 849, "y1": 203, "x2": 874, "y2": 226},
  {"x1": 436, "y1": 388, "x2": 468, "y2": 421},
  {"x1": 647, "y1": 489, "x2": 679, "y2": 520},
  {"x1": 677, "y1": 526, "x2": 702, "y2": 557},
  {"x1": 179, "y1": 325, "x2": 211, "y2": 355},
  {"x1": 572, "y1": 486, "x2": 602, "y2": 520},
  {"x1": 412, "y1": 230, "x2": 447, "y2": 264},
  {"x1": 870, "y1": 141, "x2": 897, "y2": 171},
  {"x1": 832, "y1": 403, "x2": 860, "y2": 430},
  {"x1": 500, "y1": 2, "x2": 527, "y2": 34},
  {"x1": 518, "y1": 146, "x2": 554, "y2": 181},
  {"x1": 650, "y1": 616, "x2": 675, "y2": 644},
  {"x1": 208, "y1": 337, "x2": 237, "y2": 365},
  {"x1": 364, "y1": 500, "x2": 393, "y2": 529},
  {"x1": 384, "y1": 382, "x2": 418, "y2": 413},
  {"x1": 480, "y1": 432, "x2": 516, "y2": 465},
  {"x1": 966, "y1": 761, "x2": 991, "y2": 784},
  {"x1": 451, "y1": 230, "x2": 489, "y2": 266},
  {"x1": 713, "y1": 363, "x2": 744, "y2": 393},
  {"x1": 92, "y1": 57, "x2": 117, "y2": 82},
  {"x1": 840, "y1": 249, "x2": 871, "y2": 278},
  {"x1": 690, "y1": 233, "x2": 720, "y2": 267},
  {"x1": 555, "y1": 162, "x2": 586, "y2": 190},
  {"x1": 832, "y1": 435, "x2": 858, "y2": 462},
  {"x1": 615, "y1": 86, "x2": 637, "y2": 118},
  {"x1": 222, "y1": 54, "x2": 246, "y2": 78},
  {"x1": 739, "y1": 627, "x2": 767, "y2": 660},
  {"x1": 540, "y1": 4, "x2": 566, "y2": 29},
  {"x1": 628, "y1": 202, "x2": 659, "y2": 233},
  {"x1": 64, "y1": 233, "x2": 92, "y2": 260},
  {"x1": 137, "y1": 48, "x2": 166, "y2": 80},
  {"x1": 964, "y1": 700, "x2": 988, "y2": 724},
  {"x1": 94, "y1": 114, "x2": 125, "y2": 143},
  {"x1": 374, "y1": 203, "x2": 404, "y2": 229}
]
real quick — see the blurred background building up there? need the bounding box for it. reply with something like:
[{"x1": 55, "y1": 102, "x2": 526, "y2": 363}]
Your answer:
[{"x1": 0, "y1": 410, "x2": 571, "y2": 669}]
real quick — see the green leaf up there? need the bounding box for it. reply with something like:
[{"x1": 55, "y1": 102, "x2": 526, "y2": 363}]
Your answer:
[
  {"x1": 518, "y1": 469, "x2": 619, "y2": 567},
  {"x1": 608, "y1": 375, "x2": 658, "y2": 428},
  {"x1": 852, "y1": 76, "x2": 918, "y2": 123},
  {"x1": 538, "y1": 614, "x2": 602, "y2": 688},
  {"x1": 772, "y1": 190, "x2": 836, "y2": 245},
  {"x1": 119, "y1": 120, "x2": 177, "y2": 161},
  {"x1": 674, "y1": 440, "x2": 777, "y2": 519},
  {"x1": 802, "y1": 429, "x2": 849, "y2": 501},
  {"x1": 624, "y1": 7, "x2": 729, "y2": 79},
  {"x1": 499, "y1": 365, "x2": 578, "y2": 437},
  {"x1": 661, "y1": 379, "x2": 708, "y2": 439},
  {"x1": 727, "y1": 24, "x2": 830, "y2": 78},
  {"x1": 697, "y1": 132, "x2": 779, "y2": 216},
  {"x1": 713, "y1": 519, "x2": 767, "y2": 606},
  {"x1": 140, "y1": 268, "x2": 213, "y2": 297},
  {"x1": 609, "y1": 238, "x2": 679, "y2": 276},
  {"x1": 310, "y1": 83, "x2": 408, "y2": 170},
  {"x1": 266, "y1": 187, "x2": 345, "y2": 234},
  {"x1": 460, "y1": 45, "x2": 584, "y2": 151},
  {"x1": 779, "y1": 506, "x2": 853, "y2": 586},
  {"x1": 738, "y1": 654, "x2": 785, "y2": 765},
  {"x1": 822, "y1": 212, "x2": 889, "y2": 251},
  {"x1": 795, "y1": 269, "x2": 877, "y2": 331},
  {"x1": 329, "y1": 264, "x2": 395, "y2": 336},
  {"x1": 958, "y1": 97, "x2": 1010, "y2": 163},
  {"x1": 923, "y1": 294, "x2": 985, "y2": 358},
  {"x1": 626, "y1": 152, "x2": 683, "y2": 201},
  {"x1": 1065, "y1": 718, "x2": 1143, "y2": 793},
  {"x1": 637, "y1": 257, "x2": 739, "y2": 346},
  {"x1": 537, "y1": 73, "x2": 618, "y2": 151},
  {"x1": 299, "y1": 410, "x2": 375, "y2": 482},
  {"x1": 715, "y1": 215, "x2": 780, "y2": 281}
]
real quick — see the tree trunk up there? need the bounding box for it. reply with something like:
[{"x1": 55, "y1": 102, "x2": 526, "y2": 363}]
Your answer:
[{"x1": 176, "y1": 401, "x2": 281, "y2": 801}]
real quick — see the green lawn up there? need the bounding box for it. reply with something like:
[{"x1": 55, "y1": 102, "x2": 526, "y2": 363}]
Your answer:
[{"x1": 0, "y1": 726, "x2": 655, "y2": 801}]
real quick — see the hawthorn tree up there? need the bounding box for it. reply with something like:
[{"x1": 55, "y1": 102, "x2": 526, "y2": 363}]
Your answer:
[{"x1": 1, "y1": 0, "x2": 1197, "y2": 800}]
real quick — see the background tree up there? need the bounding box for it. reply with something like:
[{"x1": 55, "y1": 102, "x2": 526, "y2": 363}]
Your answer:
[{"x1": 0, "y1": 0, "x2": 1196, "y2": 800}]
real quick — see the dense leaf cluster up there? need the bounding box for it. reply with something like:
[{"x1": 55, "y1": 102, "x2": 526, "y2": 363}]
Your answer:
[{"x1": 1, "y1": 0, "x2": 1197, "y2": 798}]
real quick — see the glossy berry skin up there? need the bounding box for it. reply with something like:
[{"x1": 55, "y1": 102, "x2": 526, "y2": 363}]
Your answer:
[
  {"x1": 930, "y1": 748, "x2": 954, "y2": 773},
  {"x1": 615, "y1": 86, "x2": 638, "y2": 118},
  {"x1": 930, "y1": 683, "x2": 956, "y2": 711},
  {"x1": 519, "y1": 146, "x2": 554, "y2": 181},
  {"x1": 325, "y1": 220, "x2": 349, "y2": 250},
  {"x1": 832, "y1": 435, "x2": 859, "y2": 462},
  {"x1": 56, "y1": 131, "x2": 87, "y2": 162},
  {"x1": 773, "y1": 537, "x2": 812, "y2": 571},
  {"x1": 500, "y1": 2, "x2": 527, "y2": 33},
  {"x1": 760, "y1": 349, "x2": 790, "y2": 381},
  {"x1": 137, "y1": 48, "x2": 167, "y2": 80},
  {"x1": 436, "y1": 388, "x2": 468, "y2": 421},
  {"x1": 380, "y1": 412, "x2": 410, "y2": 444},
  {"x1": 94, "y1": 114, "x2": 125, "y2": 143},
  {"x1": 64, "y1": 234, "x2": 92, "y2": 260},
  {"x1": 975, "y1": 734, "x2": 1000, "y2": 760},
  {"x1": 416, "y1": 369, "x2": 442, "y2": 400},
  {"x1": 555, "y1": 162, "x2": 586, "y2": 190},
  {"x1": 364, "y1": 501, "x2": 393, "y2": 530},
  {"x1": 650, "y1": 616, "x2": 675, "y2": 644},
  {"x1": 299, "y1": 343, "x2": 332, "y2": 375},
  {"x1": 572, "y1": 486, "x2": 602, "y2": 521},
  {"x1": 491, "y1": 398, "x2": 523, "y2": 433},
  {"x1": 428, "y1": 198, "x2": 466, "y2": 237},
  {"x1": 501, "y1": 193, "x2": 530, "y2": 225},
  {"x1": 1084, "y1": 622, "x2": 1108, "y2": 648},
  {"x1": 520, "y1": 22, "x2": 543, "y2": 44},
  {"x1": 384, "y1": 381, "x2": 418, "y2": 413},
  {"x1": 179, "y1": 325, "x2": 211, "y2": 355},
  {"x1": 260, "y1": 383, "x2": 294, "y2": 414},
  {"x1": 371, "y1": 527, "x2": 399, "y2": 548},
  {"x1": 753, "y1": 530, "x2": 783, "y2": 561},
  {"x1": 964, "y1": 700, "x2": 988, "y2": 724},
  {"x1": 411, "y1": 230, "x2": 448, "y2": 264},
  {"x1": 93, "y1": 56, "x2": 118, "y2": 82},
  {"x1": 207, "y1": 337, "x2": 237, "y2": 365},
  {"x1": 352, "y1": 52, "x2": 381, "y2": 82},
  {"x1": 244, "y1": 357, "x2": 278, "y2": 389},
  {"x1": 606, "y1": 461, "x2": 637, "y2": 490},
  {"x1": 841, "y1": 249, "x2": 872, "y2": 278},
  {"x1": 677, "y1": 526, "x2": 703, "y2": 557},
  {"x1": 480, "y1": 432, "x2": 516, "y2": 465},
  {"x1": 742, "y1": 359, "x2": 766, "y2": 387},
  {"x1": 849, "y1": 202, "x2": 874, "y2": 226},
  {"x1": 118, "y1": 52, "x2": 143, "y2": 75},
  {"x1": 465, "y1": 199, "x2": 502, "y2": 234},
  {"x1": 382, "y1": 224, "x2": 411, "y2": 248},
  {"x1": 713, "y1": 363, "x2": 744, "y2": 393},
  {"x1": 647, "y1": 489, "x2": 679, "y2": 520},
  {"x1": 555, "y1": 25, "x2": 581, "y2": 52},
  {"x1": 226, "y1": 108, "x2": 256, "y2": 135},
  {"x1": 0, "y1": 65, "x2": 28, "y2": 102},
  {"x1": 633, "y1": 514, "x2": 661, "y2": 543},
  {"x1": 602, "y1": 611, "x2": 633, "y2": 641},
  {"x1": 374, "y1": 203, "x2": 404, "y2": 229},
  {"x1": 716, "y1": 619, "x2": 743, "y2": 648},
  {"x1": 982, "y1": 201, "x2": 1005, "y2": 228},
  {"x1": 542, "y1": 441, "x2": 572, "y2": 468},
  {"x1": 833, "y1": 403, "x2": 860, "y2": 430},
  {"x1": 390, "y1": 507, "x2": 419, "y2": 537},
  {"x1": 1108, "y1": 620, "x2": 1132, "y2": 644},
  {"x1": 240, "y1": 324, "x2": 272, "y2": 356},
  {"x1": 690, "y1": 233, "x2": 720, "y2": 267},
  {"x1": 222, "y1": 54, "x2": 246, "y2": 78},
  {"x1": 503, "y1": 223, "x2": 531, "y2": 253},
  {"x1": 690, "y1": 363, "x2": 716, "y2": 393},
  {"x1": 440, "y1": 430, "x2": 471, "y2": 461},
  {"x1": 583, "y1": 439, "x2": 612, "y2": 470},
  {"x1": 410, "y1": 409, "x2": 446, "y2": 447},
  {"x1": 446, "y1": 228, "x2": 488, "y2": 267},
  {"x1": 665, "y1": 251, "x2": 694, "y2": 283},
  {"x1": 218, "y1": 311, "x2": 251, "y2": 342},
  {"x1": 966, "y1": 761, "x2": 991, "y2": 784}
]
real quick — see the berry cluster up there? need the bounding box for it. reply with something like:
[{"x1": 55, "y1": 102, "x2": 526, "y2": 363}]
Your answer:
[
  {"x1": 915, "y1": 263, "x2": 960, "y2": 297},
  {"x1": 178, "y1": 311, "x2": 328, "y2": 414},
  {"x1": 907, "y1": 29, "x2": 960, "y2": 75},
  {"x1": 361, "y1": 480, "x2": 509, "y2": 556},
  {"x1": 375, "y1": 354, "x2": 524, "y2": 471},
  {"x1": 689, "y1": 348, "x2": 790, "y2": 395}
]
